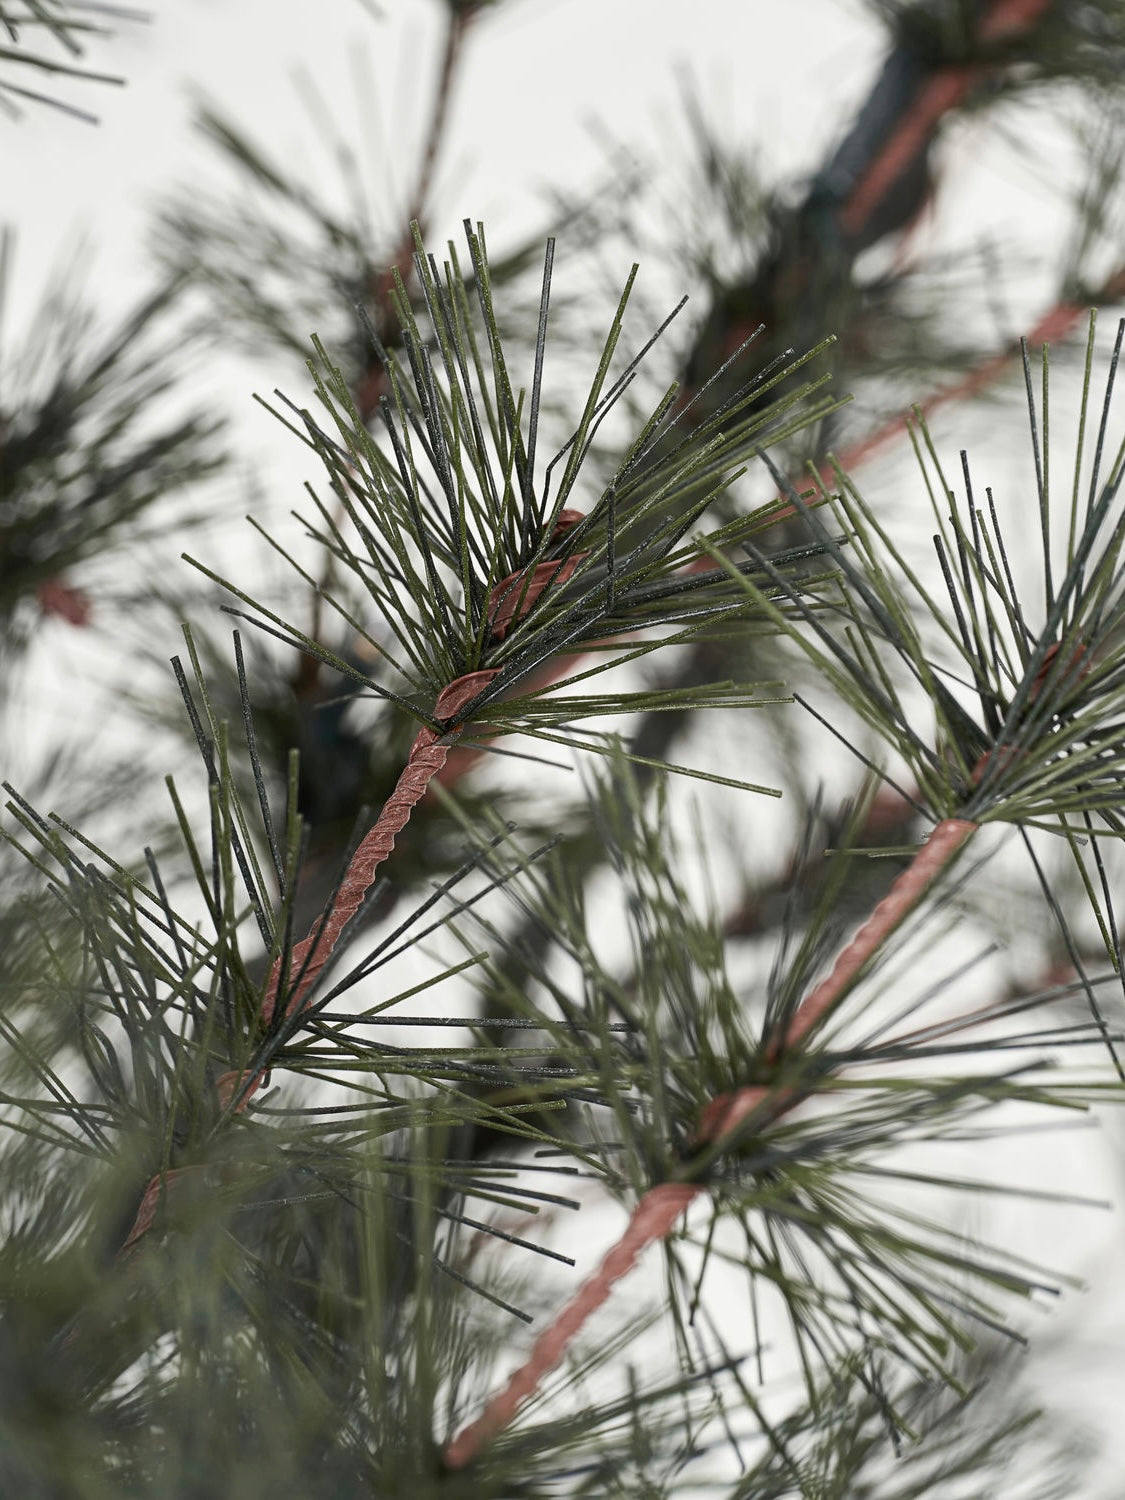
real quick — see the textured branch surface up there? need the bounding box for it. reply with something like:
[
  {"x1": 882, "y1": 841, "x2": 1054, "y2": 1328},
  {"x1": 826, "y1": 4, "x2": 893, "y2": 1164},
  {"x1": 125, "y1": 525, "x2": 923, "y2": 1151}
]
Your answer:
[
  {"x1": 118, "y1": 1168, "x2": 193, "y2": 1258},
  {"x1": 487, "y1": 554, "x2": 588, "y2": 640},
  {"x1": 214, "y1": 668, "x2": 500, "y2": 1112},
  {"x1": 139, "y1": 518, "x2": 593, "y2": 1251},
  {"x1": 443, "y1": 819, "x2": 978, "y2": 1466},
  {"x1": 780, "y1": 817, "x2": 976, "y2": 1050},
  {"x1": 443, "y1": 1182, "x2": 699, "y2": 1469},
  {"x1": 123, "y1": 670, "x2": 497, "y2": 1257}
]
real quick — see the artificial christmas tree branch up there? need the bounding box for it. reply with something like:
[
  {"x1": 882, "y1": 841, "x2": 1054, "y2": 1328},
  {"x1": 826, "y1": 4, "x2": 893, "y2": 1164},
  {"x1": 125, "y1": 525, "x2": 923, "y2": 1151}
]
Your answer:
[
  {"x1": 145, "y1": 0, "x2": 1125, "y2": 1090},
  {"x1": 13, "y1": 5, "x2": 1125, "y2": 1483},
  {"x1": 442, "y1": 0, "x2": 1125, "y2": 1102},
  {"x1": 213, "y1": 667, "x2": 501, "y2": 1113},
  {"x1": 0, "y1": 257, "x2": 223, "y2": 646},
  {"x1": 664, "y1": 0, "x2": 1066, "y2": 447},
  {"x1": 441, "y1": 312, "x2": 1125, "y2": 1470},
  {"x1": 372, "y1": 268, "x2": 1125, "y2": 1426},
  {"x1": 111, "y1": 224, "x2": 838, "y2": 1263},
  {"x1": 301, "y1": 3, "x2": 481, "y2": 699},
  {"x1": 442, "y1": 815, "x2": 978, "y2": 1468}
]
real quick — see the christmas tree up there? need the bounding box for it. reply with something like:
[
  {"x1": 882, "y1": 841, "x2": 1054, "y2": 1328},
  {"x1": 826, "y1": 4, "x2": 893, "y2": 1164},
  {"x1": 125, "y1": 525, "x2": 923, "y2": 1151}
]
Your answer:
[{"x1": 3, "y1": 2, "x2": 1125, "y2": 1494}]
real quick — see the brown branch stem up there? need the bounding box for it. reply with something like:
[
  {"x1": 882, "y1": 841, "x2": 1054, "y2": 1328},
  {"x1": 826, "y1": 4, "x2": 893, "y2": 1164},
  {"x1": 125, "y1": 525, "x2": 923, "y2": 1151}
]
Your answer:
[
  {"x1": 775, "y1": 816, "x2": 977, "y2": 1052},
  {"x1": 215, "y1": 668, "x2": 499, "y2": 1113},
  {"x1": 817, "y1": 292, "x2": 1108, "y2": 486},
  {"x1": 442, "y1": 1181, "x2": 700, "y2": 1469},
  {"x1": 120, "y1": 669, "x2": 497, "y2": 1257},
  {"x1": 442, "y1": 817, "x2": 977, "y2": 1467},
  {"x1": 839, "y1": 0, "x2": 1054, "y2": 237}
]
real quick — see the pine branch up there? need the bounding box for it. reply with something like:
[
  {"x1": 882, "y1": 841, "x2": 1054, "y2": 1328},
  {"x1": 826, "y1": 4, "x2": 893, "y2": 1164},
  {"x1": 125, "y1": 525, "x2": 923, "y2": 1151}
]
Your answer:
[
  {"x1": 442, "y1": 314, "x2": 1125, "y2": 1467},
  {"x1": 214, "y1": 668, "x2": 500, "y2": 1112},
  {"x1": 837, "y1": 0, "x2": 1054, "y2": 241},
  {"x1": 442, "y1": 816, "x2": 978, "y2": 1469},
  {"x1": 12, "y1": 2, "x2": 1125, "y2": 1465},
  {"x1": 0, "y1": 249, "x2": 223, "y2": 647},
  {"x1": 105, "y1": 224, "x2": 837, "y2": 1262}
]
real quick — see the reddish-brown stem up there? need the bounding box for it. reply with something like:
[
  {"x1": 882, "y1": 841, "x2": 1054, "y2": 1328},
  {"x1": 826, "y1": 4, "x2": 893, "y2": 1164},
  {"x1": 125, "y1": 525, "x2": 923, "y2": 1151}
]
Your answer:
[
  {"x1": 122, "y1": 670, "x2": 497, "y2": 1256},
  {"x1": 840, "y1": 71, "x2": 970, "y2": 239},
  {"x1": 432, "y1": 511, "x2": 588, "y2": 782},
  {"x1": 127, "y1": 522, "x2": 589, "y2": 1252},
  {"x1": 213, "y1": 738, "x2": 452, "y2": 1110},
  {"x1": 36, "y1": 577, "x2": 92, "y2": 626},
  {"x1": 442, "y1": 1181, "x2": 699, "y2": 1469},
  {"x1": 487, "y1": 554, "x2": 589, "y2": 640},
  {"x1": 214, "y1": 668, "x2": 499, "y2": 1113},
  {"x1": 412, "y1": 266, "x2": 1116, "y2": 799},
  {"x1": 440, "y1": 214, "x2": 1108, "y2": 1453},
  {"x1": 815, "y1": 293, "x2": 1100, "y2": 486},
  {"x1": 712, "y1": 277, "x2": 1118, "y2": 539},
  {"x1": 778, "y1": 817, "x2": 977, "y2": 1052},
  {"x1": 976, "y1": 0, "x2": 1056, "y2": 40},
  {"x1": 693, "y1": 1085, "x2": 774, "y2": 1148},
  {"x1": 227, "y1": 518, "x2": 581, "y2": 1113},
  {"x1": 724, "y1": 783, "x2": 921, "y2": 940},
  {"x1": 442, "y1": 819, "x2": 978, "y2": 1467},
  {"x1": 118, "y1": 1168, "x2": 193, "y2": 1257},
  {"x1": 839, "y1": 0, "x2": 1053, "y2": 237}
]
